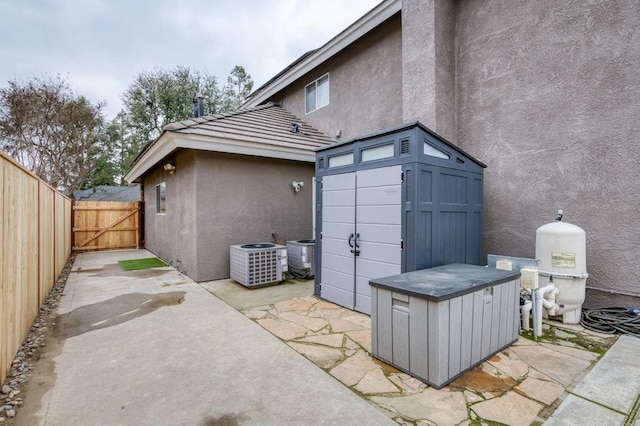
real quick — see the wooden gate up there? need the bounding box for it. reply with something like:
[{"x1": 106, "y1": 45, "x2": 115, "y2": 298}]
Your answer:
[{"x1": 73, "y1": 201, "x2": 143, "y2": 251}]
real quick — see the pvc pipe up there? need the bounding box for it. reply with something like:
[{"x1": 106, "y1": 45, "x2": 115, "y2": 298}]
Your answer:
[
  {"x1": 521, "y1": 300, "x2": 532, "y2": 331},
  {"x1": 534, "y1": 284, "x2": 559, "y2": 338}
]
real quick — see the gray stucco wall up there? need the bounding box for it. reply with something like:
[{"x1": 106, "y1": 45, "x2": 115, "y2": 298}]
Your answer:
[
  {"x1": 194, "y1": 152, "x2": 315, "y2": 281},
  {"x1": 455, "y1": 0, "x2": 640, "y2": 307},
  {"x1": 143, "y1": 150, "x2": 198, "y2": 277},
  {"x1": 401, "y1": 0, "x2": 456, "y2": 141},
  {"x1": 276, "y1": 15, "x2": 402, "y2": 141},
  {"x1": 144, "y1": 150, "x2": 315, "y2": 282}
]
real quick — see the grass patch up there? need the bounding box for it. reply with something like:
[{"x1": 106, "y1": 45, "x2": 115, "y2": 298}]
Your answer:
[{"x1": 118, "y1": 257, "x2": 167, "y2": 271}]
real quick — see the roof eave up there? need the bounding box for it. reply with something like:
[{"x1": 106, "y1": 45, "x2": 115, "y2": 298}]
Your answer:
[
  {"x1": 243, "y1": 0, "x2": 401, "y2": 107},
  {"x1": 123, "y1": 132, "x2": 318, "y2": 184}
]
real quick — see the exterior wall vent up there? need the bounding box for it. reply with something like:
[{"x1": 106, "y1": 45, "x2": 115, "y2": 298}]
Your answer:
[{"x1": 400, "y1": 138, "x2": 410, "y2": 154}]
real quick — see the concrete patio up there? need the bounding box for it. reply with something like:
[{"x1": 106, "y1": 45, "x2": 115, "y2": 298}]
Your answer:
[{"x1": 4, "y1": 249, "x2": 639, "y2": 425}]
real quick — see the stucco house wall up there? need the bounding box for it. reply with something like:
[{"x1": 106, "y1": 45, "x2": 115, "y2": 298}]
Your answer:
[
  {"x1": 455, "y1": 0, "x2": 640, "y2": 307},
  {"x1": 248, "y1": 0, "x2": 640, "y2": 307},
  {"x1": 275, "y1": 15, "x2": 403, "y2": 141},
  {"x1": 144, "y1": 149, "x2": 198, "y2": 277},
  {"x1": 127, "y1": 103, "x2": 331, "y2": 284},
  {"x1": 144, "y1": 150, "x2": 315, "y2": 282},
  {"x1": 194, "y1": 152, "x2": 315, "y2": 281}
]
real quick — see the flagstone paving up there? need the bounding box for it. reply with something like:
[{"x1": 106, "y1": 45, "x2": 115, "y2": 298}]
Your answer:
[{"x1": 243, "y1": 295, "x2": 617, "y2": 425}]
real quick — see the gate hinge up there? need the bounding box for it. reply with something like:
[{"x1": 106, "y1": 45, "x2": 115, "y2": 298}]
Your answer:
[{"x1": 400, "y1": 239, "x2": 404, "y2": 250}]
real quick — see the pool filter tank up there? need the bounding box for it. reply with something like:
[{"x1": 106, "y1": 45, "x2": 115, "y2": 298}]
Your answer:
[{"x1": 535, "y1": 210, "x2": 588, "y2": 324}]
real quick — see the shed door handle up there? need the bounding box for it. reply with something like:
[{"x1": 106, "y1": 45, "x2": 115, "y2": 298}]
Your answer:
[
  {"x1": 348, "y1": 233, "x2": 354, "y2": 248},
  {"x1": 351, "y1": 233, "x2": 361, "y2": 256}
]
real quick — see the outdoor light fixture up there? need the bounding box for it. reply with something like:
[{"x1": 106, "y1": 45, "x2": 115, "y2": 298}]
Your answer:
[
  {"x1": 163, "y1": 162, "x2": 176, "y2": 174},
  {"x1": 292, "y1": 181, "x2": 304, "y2": 192}
]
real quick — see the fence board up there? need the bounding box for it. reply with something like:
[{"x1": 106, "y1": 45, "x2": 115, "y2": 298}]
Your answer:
[
  {"x1": 39, "y1": 184, "x2": 55, "y2": 304},
  {"x1": 73, "y1": 201, "x2": 141, "y2": 251},
  {"x1": 0, "y1": 152, "x2": 72, "y2": 385},
  {"x1": 1, "y1": 157, "x2": 6, "y2": 382}
]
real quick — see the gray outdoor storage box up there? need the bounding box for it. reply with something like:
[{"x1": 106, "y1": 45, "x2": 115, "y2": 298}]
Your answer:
[
  {"x1": 370, "y1": 263, "x2": 521, "y2": 389},
  {"x1": 315, "y1": 122, "x2": 486, "y2": 314}
]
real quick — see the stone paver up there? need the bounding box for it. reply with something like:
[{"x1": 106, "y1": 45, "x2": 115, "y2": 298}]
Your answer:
[
  {"x1": 277, "y1": 311, "x2": 328, "y2": 332},
  {"x1": 330, "y1": 351, "x2": 379, "y2": 387},
  {"x1": 355, "y1": 368, "x2": 400, "y2": 394},
  {"x1": 371, "y1": 388, "x2": 467, "y2": 425},
  {"x1": 510, "y1": 344, "x2": 592, "y2": 386},
  {"x1": 344, "y1": 329, "x2": 371, "y2": 351},
  {"x1": 226, "y1": 294, "x2": 612, "y2": 425},
  {"x1": 287, "y1": 342, "x2": 343, "y2": 369},
  {"x1": 295, "y1": 333, "x2": 344, "y2": 348},
  {"x1": 540, "y1": 342, "x2": 600, "y2": 362},
  {"x1": 487, "y1": 350, "x2": 529, "y2": 380},
  {"x1": 328, "y1": 316, "x2": 369, "y2": 333},
  {"x1": 471, "y1": 391, "x2": 544, "y2": 426},
  {"x1": 255, "y1": 318, "x2": 307, "y2": 340},
  {"x1": 515, "y1": 377, "x2": 565, "y2": 405}
]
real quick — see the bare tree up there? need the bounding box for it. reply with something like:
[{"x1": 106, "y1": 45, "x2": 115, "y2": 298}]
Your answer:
[{"x1": 0, "y1": 75, "x2": 107, "y2": 194}]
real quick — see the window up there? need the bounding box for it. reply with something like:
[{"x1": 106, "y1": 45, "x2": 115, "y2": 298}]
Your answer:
[
  {"x1": 328, "y1": 152, "x2": 353, "y2": 168},
  {"x1": 305, "y1": 74, "x2": 329, "y2": 113},
  {"x1": 424, "y1": 141, "x2": 450, "y2": 159},
  {"x1": 156, "y1": 182, "x2": 166, "y2": 214},
  {"x1": 361, "y1": 143, "x2": 394, "y2": 162}
]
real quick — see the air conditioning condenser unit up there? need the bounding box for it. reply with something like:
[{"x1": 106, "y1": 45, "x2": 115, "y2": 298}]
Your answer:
[{"x1": 230, "y1": 243, "x2": 287, "y2": 287}]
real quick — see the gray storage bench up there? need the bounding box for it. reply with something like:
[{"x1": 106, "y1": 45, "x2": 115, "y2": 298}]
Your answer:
[{"x1": 370, "y1": 263, "x2": 521, "y2": 389}]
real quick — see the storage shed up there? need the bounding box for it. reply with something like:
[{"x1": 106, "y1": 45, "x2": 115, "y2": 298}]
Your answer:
[{"x1": 314, "y1": 122, "x2": 486, "y2": 314}]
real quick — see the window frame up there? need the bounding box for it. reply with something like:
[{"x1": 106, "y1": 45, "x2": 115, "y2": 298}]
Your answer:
[
  {"x1": 305, "y1": 73, "x2": 330, "y2": 114},
  {"x1": 156, "y1": 182, "x2": 166, "y2": 214}
]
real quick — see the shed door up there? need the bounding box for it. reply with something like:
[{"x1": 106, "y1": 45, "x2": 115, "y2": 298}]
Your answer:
[
  {"x1": 320, "y1": 165, "x2": 402, "y2": 314},
  {"x1": 319, "y1": 172, "x2": 356, "y2": 310}
]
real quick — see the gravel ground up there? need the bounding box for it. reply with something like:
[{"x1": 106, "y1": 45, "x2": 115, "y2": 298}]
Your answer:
[{"x1": 0, "y1": 254, "x2": 75, "y2": 423}]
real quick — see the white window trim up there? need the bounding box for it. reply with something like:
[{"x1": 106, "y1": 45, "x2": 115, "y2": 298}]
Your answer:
[
  {"x1": 156, "y1": 182, "x2": 166, "y2": 215},
  {"x1": 305, "y1": 73, "x2": 330, "y2": 114}
]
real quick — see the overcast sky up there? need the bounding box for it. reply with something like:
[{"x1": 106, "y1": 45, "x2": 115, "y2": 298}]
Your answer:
[{"x1": 0, "y1": 0, "x2": 381, "y2": 119}]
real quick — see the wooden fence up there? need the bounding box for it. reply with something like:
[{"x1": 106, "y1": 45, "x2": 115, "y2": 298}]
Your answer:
[
  {"x1": 1, "y1": 151, "x2": 72, "y2": 384},
  {"x1": 73, "y1": 201, "x2": 142, "y2": 251}
]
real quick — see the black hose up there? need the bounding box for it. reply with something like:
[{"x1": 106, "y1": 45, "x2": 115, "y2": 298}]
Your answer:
[{"x1": 580, "y1": 307, "x2": 640, "y2": 336}]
